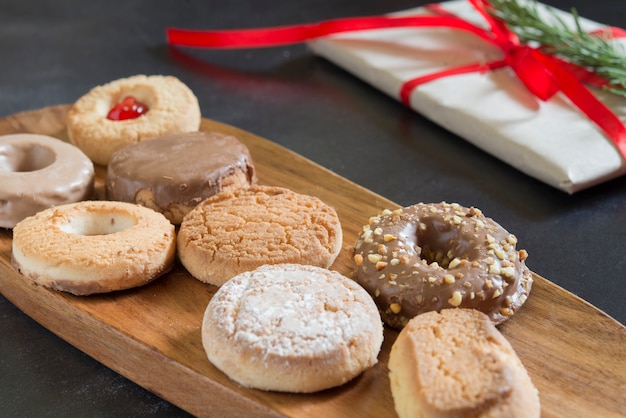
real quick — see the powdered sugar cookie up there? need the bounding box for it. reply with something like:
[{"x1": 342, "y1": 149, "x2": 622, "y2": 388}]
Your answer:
[{"x1": 202, "y1": 263, "x2": 384, "y2": 393}]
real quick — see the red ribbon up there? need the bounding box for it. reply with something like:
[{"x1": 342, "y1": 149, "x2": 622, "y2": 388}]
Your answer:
[{"x1": 167, "y1": 0, "x2": 626, "y2": 158}]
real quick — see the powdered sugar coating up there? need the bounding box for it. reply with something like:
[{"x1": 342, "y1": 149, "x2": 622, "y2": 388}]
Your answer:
[{"x1": 202, "y1": 264, "x2": 383, "y2": 393}]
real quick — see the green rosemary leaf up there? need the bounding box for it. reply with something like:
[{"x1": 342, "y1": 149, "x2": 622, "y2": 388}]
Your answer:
[{"x1": 487, "y1": 0, "x2": 626, "y2": 98}]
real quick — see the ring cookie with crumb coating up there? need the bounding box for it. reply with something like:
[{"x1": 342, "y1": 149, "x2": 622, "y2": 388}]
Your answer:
[
  {"x1": 66, "y1": 74, "x2": 201, "y2": 165},
  {"x1": 351, "y1": 202, "x2": 533, "y2": 328},
  {"x1": 0, "y1": 133, "x2": 94, "y2": 229},
  {"x1": 106, "y1": 131, "x2": 257, "y2": 225},
  {"x1": 11, "y1": 200, "x2": 176, "y2": 295}
]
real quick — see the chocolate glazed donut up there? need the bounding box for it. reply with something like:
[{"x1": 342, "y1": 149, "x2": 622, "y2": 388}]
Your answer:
[{"x1": 351, "y1": 202, "x2": 533, "y2": 329}]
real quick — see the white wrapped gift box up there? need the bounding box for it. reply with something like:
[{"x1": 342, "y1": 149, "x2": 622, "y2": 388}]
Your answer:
[{"x1": 308, "y1": 0, "x2": 626, "y2": 193}]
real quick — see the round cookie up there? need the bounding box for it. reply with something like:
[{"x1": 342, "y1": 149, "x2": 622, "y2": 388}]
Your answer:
[
  {"x1": 202, "y1": 263, "x2": 384, "y2": 393},
  {"x1": 11, "y1": 200, "x2": 176, "y2": 295},
  {"x1": 389, "y1": 309, "x2": 540, "y2": 418},
  {"x1": 0, "y1": 133, "x2": 94, "y2": 229},
  {"x1": 177, "y1": 185, "x2": 343, "y2": 286},
  {"x1": 351, "y1": 202, "x2": 533, "y2": 328},
  {"x1": 106, "y1": 131, "x2": 257, "y2": 224},
  {"x1": 66, "y1": 74, "x2": 201, "y2": 165}
]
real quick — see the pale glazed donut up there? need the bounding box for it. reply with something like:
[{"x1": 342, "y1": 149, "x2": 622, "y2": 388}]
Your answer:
[
  {"x1": 202, "y1": 263, "x2": 384, "y2": 393},
  {"x1": 106, "y1": 131, "x2": 257, "y2": 225},
  {"x1": 0, "y1": 133, "x2": 94, "y2": 229},
  {"x1": 66, "y1": 74, "x2": 201, "y2": 165},
  {"x1": 389, "y1": 309, "x2": 540, "y2": 418},
  {"x1": 351, "y1": 202, "x2": 533, "y2": 328},
  {"x1": 11, "y1": 200, "x2": 176, "y2": 295}
]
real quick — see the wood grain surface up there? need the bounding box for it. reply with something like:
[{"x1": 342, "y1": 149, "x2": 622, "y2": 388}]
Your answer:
[{"x1": 0, "y1": 105, "x2": 624, "y2": 417}]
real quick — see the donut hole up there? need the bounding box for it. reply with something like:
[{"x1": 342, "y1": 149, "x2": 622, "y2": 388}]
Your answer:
[
  {"x1": 0, "y1": 143, "x2": 56, "y2": 173},
  {"x1": 417, "y1": 219, "x2": 479, "y2": 268},
  {"x1": 59, "y1": 212, "x2": 137, "y2": 236}
]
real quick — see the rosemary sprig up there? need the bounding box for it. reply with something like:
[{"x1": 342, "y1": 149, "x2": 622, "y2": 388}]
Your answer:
[{"x1": 487, "y1": 0, "x2": 626, "y2": 98}]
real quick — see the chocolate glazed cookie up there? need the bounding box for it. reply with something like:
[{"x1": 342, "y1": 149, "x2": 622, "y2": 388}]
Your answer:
[
  {"x1": 106, "y1": 131, "x2": 257, "y2": 224},
  {"x1": 351, "y1": 202, "x2": 533, "y2": 328}
]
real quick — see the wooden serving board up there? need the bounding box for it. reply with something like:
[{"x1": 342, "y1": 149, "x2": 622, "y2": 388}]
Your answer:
[{"x1": 0, "y1": 105, "x2": 624, "y2": 418}]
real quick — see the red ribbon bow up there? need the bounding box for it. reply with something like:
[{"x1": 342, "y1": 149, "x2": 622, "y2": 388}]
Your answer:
[{"x1": 167, "y1": 0, "x2": 626, "y2": 158}]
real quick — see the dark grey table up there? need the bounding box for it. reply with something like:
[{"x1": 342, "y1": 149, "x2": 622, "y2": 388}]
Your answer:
[{"x1": 1, "y1": 0, "x2": 624, "y2": 416}]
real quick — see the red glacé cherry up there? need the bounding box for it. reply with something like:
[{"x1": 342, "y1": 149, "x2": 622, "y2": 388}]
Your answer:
[{"x1": 107, "y1": 96, "x2": 149, "y2": 120}]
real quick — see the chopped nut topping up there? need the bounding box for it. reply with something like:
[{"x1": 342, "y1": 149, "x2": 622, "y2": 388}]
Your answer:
[
  {"x1": 444, "y1": 274, "x2": 455, "y2": 284},
  {"x1": 381, "y1": 209, "x2": 393, "y2": 216},
  {"x1": 353, "y1": 254, "x2": 363, "y2": 265},
  {"x1": 494, "y1": 249, "x2": 506, "y2": 260},
  {"x1": 388, "y1": 273, "x2": 398, "y2": 281},
  {"x1": 448, "y1": 258, "x2": 462, "y2": 269},
  {"x1": 489, "y1": 265, "x2": 501, "y2": 275},
  {"x1": 390, "y1": 303, "x2": 402, "y2": 314},
  {"x1": 508, "y1": 253, "x2": 516, "y2": 262},
  {"x1": 363, "y1": 229, "x2": 374, "y2": 243},
  {"x1": 519, "y1": 249, "x2": 528, "y2": 261},
  {"x1": 501, "y1": 266, "x2": 515, "y2": 278},
  {"x1": 383, "y1": 234, "x2": 396, "y2": 242},
  {"x1": 470, "y1": 207, "x2": 483, "y2": 216},
  {"x1": 376, "y1": 261, "x2": 388, "y2": 270},
  {"x1": 374, "y1": 289, "x2": 380, "y2": 297},
  {"x1": 428, "y1": 276, "x2": 437, "y2": 283},
  {"x1": 374, "y1": 227, "x2": 383, "y2": 235},
  {"x1": 377, "y1": 244, "x2": 387, "y2": 255},
  {"x1": 492, "y1": 288, "x2": 503, "y2": 298},
  {"x1": 448, "y1": 291, "x2": 462, "y2": 307},
  {"x1": 367, "y1": 253, "x2": 382, "y2": 263}
]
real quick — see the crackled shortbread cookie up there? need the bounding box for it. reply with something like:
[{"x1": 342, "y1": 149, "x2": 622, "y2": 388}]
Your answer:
[
  {"x1": 177, "y1": 185, "x2": 342, "y2": 286},
  {"x1": 389, "y1": 309, "x2": 540, "y2": 418}
]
